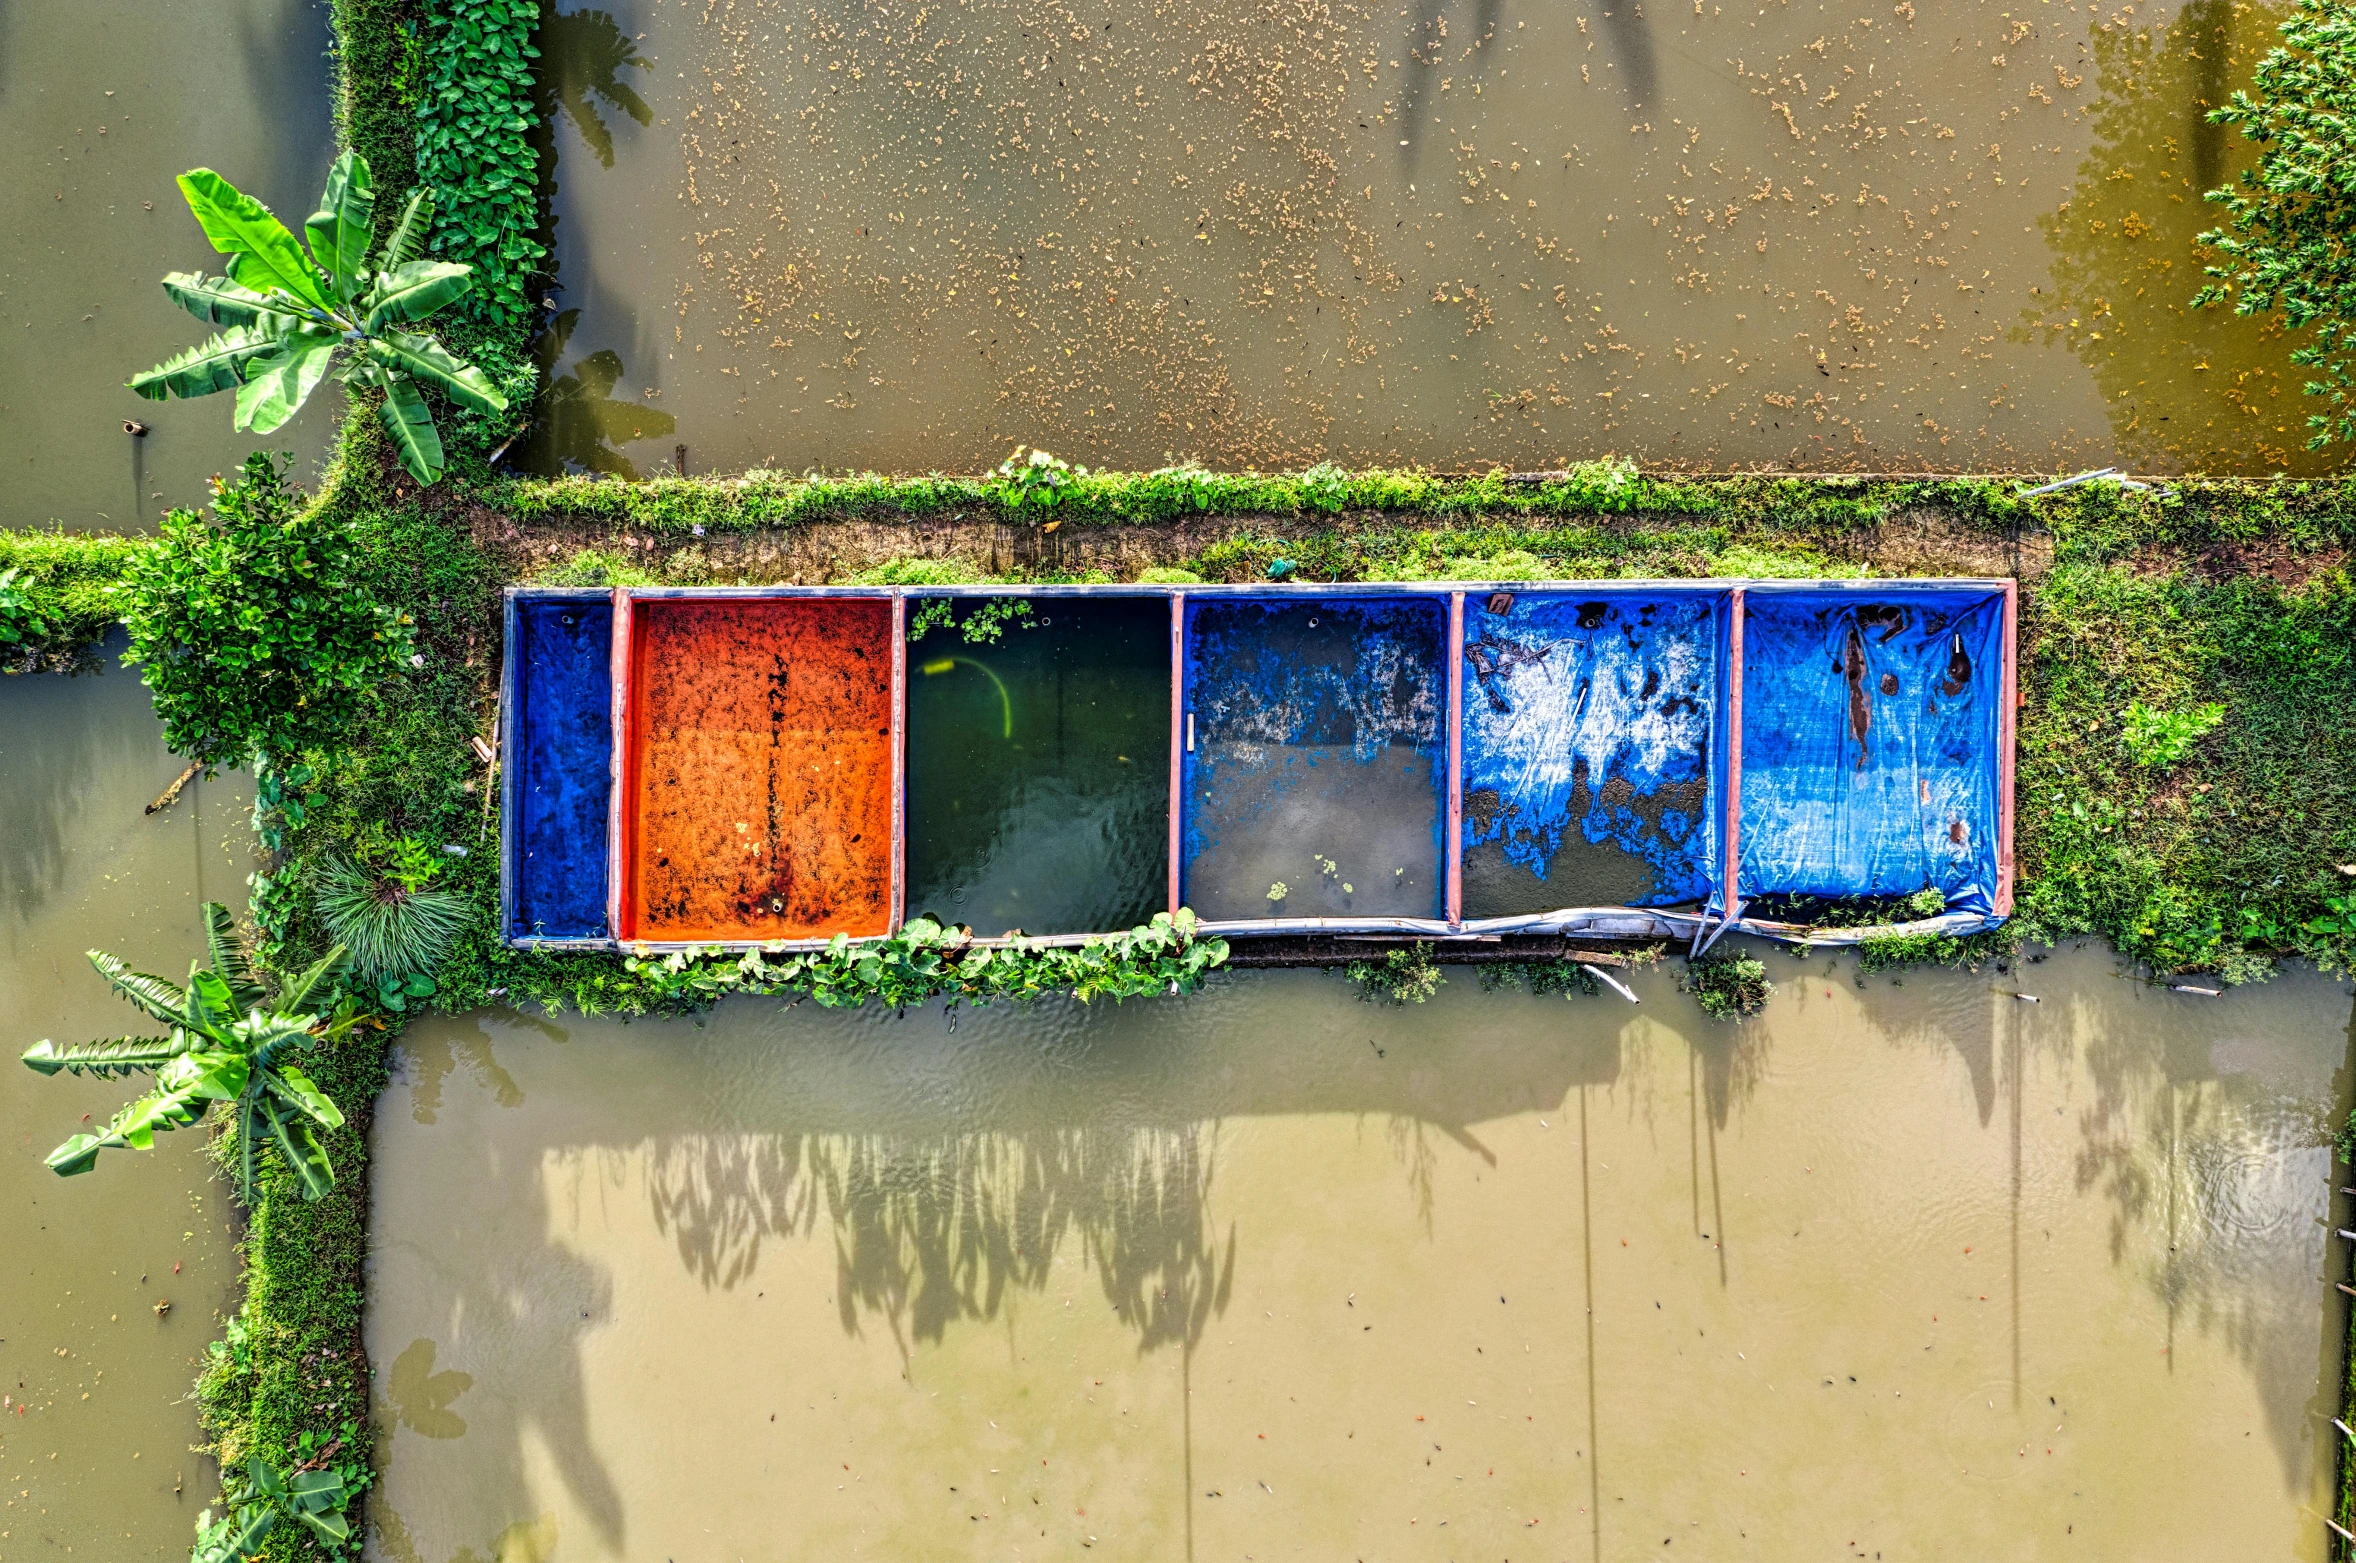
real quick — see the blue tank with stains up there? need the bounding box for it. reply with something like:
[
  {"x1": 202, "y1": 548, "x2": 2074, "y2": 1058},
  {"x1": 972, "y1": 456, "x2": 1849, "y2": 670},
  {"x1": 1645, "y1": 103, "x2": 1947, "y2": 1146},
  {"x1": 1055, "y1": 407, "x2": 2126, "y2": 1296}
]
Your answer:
[
  {"x1": 507, "y1": 595, "x2": 614, "y2": 939},
  {"x1": 1459, "y1": 587, "x2": 1728, "y2": 914},
  {"x1": 1736, "y1": 585, "x2": 2006, "y2": 910}
]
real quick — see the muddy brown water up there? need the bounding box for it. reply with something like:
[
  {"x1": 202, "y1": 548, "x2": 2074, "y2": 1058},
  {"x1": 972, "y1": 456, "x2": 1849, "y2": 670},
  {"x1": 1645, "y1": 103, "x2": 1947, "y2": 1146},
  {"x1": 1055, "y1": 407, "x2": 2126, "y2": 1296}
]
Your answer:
[
  {"x1": 2, "y1": 0, "x2": 337, "y2": 532},
  {"x1": 370, "y1": 946, "x2": 2352, "y2": 1561},
  {"x1": 0, "y1": 644, "x2": 252, "y2": 1556},
  {"x1": 520, "y1": 0, "x2": 2332, "y2": 480}
]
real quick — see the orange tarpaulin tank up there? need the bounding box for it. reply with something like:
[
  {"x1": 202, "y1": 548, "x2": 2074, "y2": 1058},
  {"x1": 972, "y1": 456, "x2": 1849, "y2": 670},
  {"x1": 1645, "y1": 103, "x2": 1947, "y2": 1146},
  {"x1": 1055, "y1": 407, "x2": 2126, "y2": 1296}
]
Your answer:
[{"x1": 621, "y1": 595, "x2": 896, "y2": 942}]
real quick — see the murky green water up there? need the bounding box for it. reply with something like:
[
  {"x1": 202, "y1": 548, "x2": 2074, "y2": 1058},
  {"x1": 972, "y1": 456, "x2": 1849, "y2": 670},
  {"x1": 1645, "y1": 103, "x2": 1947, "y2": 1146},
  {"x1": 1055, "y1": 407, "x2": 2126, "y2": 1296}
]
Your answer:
[
  {"x1": 905, "y1": 596, "x2": 1171, "y2": 936},
  {"x1": 370, "y1": 946, "x2": 2353, "y2": 1561},
  {"x1": 1, "y1": 0, "x2": 337, "y2": 532},
  {"x1": 0, "y1": 646, "x2": 252, "y2": 1556},
  {"x1": 522, "y1": 0, "x2": 2326, "y2": 478}
]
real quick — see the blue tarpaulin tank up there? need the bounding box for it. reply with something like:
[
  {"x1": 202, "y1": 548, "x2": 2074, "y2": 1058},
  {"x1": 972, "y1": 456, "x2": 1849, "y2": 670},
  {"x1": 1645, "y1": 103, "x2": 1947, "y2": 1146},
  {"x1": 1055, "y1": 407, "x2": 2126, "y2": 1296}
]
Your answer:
[
  {"x1": 1459, "y1": 587, "x2": 1728, "y2": 915},
  {"x1": 1182, "y1": 595, "x2": 1448, "y2": 923},
  {"x1": 1736, "y1": 585, "x2": 2008, "y2": 912},
  {"x1": 503, "y1": 591, "x2": 614, "y2": 941}
]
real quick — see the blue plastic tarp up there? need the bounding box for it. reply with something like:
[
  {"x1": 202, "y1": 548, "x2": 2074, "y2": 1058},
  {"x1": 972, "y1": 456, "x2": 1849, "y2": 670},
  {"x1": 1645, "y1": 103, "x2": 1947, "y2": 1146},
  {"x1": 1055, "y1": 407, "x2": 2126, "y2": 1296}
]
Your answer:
[
  {"x1": 1183, "y1": 596, "x2": 1447, "y2": 920},
  {"x1": 509, "y1": 596, "x2": 613, "y2": 939},
  {"x1": 1459, "y1": 589, "x2": 1726, "y2": 913},
  {"x1": 1736, "y1": 587, "x2": 2005, "y2": 911}
]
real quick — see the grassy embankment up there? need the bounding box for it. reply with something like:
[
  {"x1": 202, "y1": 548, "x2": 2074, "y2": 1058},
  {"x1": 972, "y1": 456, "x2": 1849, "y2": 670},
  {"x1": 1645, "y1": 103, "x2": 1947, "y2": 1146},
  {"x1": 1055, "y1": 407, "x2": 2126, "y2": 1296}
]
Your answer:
[{"x1": 0, "y1": 0, "x2": 2351, "y2": 1555}]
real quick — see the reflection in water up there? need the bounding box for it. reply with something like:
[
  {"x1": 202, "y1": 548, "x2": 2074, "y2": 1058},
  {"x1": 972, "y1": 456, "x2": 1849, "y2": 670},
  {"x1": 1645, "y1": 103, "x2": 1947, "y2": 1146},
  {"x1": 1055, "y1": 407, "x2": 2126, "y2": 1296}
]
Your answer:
[
  {"x1": 372, "y1": 951, "x2": 2352, "y2": 1560},
  {"x1": 2023, "y1": 0, "x2": 2328, "y2": 474},
  {"x1": 513, "y1": 309, "x2": 677, "y2": 478},
  {"x1": 543, "y1": 7, "x2": 654, "y2": 169}
]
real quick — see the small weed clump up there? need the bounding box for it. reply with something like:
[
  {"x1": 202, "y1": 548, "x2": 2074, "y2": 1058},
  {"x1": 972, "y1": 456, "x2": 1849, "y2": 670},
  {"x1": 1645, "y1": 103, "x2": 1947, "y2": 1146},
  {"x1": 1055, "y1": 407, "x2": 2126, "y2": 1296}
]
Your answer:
[
  {"x1": 1348, "y1": 942, "x2": 1444, "y2": 1005},
  {"x1": 1681, "y1": 955, "x2": 1774, "y2": 1020}
]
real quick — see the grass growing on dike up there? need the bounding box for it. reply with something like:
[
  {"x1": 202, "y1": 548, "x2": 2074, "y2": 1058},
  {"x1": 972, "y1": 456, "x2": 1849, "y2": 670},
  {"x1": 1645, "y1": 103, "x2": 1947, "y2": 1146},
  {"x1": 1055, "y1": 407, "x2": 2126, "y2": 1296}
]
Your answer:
[{"x1": 1, "y1": 0, "x2": 2354, "y2": 1556}]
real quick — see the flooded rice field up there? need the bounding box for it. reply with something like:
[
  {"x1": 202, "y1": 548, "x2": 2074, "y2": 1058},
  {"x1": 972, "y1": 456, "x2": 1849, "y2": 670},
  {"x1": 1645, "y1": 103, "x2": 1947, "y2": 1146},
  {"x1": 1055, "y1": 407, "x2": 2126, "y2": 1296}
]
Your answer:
[
  {"x1": 370, "y1": 946, "x2": 2353, "y2": 1561},
  {"x1": 1, "y1": 0, "x2": 337, "y2": 532},
  {"x1": 0, "y1": 643, "x2": 251, "y2": 1556},
  {"x1": 521, "y1": 0, "x2": 2328, "y2": 478}
]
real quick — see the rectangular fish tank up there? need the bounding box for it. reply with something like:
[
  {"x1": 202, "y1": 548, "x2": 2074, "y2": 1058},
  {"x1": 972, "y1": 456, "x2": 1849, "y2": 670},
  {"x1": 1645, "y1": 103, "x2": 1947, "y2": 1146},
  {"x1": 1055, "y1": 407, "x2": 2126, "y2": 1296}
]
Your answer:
[
  {"x1": 1181, "y1": 593, "x2": 1449, "y2": 927},
  {"x1": 1457, "y1": 586, "x2": 1730, "y2": 920},
  {"x1": 499, "y1": 580, "x2": 2016, "y2": 951},
  {"x1": 902, "y1": 592, "x2": 1171, "y2": 937}
]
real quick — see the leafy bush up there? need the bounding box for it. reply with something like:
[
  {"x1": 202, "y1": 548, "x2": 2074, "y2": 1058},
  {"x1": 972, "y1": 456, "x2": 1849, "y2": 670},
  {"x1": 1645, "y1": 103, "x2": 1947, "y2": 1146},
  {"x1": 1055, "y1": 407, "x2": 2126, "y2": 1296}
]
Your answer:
[
  {"x1": 417, "y1": 0, "x2": 544, "y2": 334},
  {"x1": 1347, "y1": 942, "x2": 1443, "y2": 1005},
  {"x1": 118, "y1": 454, "x2": 414, "y2": 770},
  {"x1": 2121, "y1": 700, "x2": 2227, "y2": 768},
  {"x1": 2194, "y1": 0, "x2": 2356, "y2": 448},
  {"x1": 1137, "y1": 566, "x2": 1203, "y2": 585},
  {"x1": 991, "y1": 447, "x2": 1085, "y2": 509},
  {"x1": 612, "y1": 911, "x2": 1230, "y2": 1012},
  {"x1": 0, "y1": 566, "x2": 48, "y2": 648},
  {"x1": 1681, "y1": 955, "x2": 1773, "y2": 1020}
]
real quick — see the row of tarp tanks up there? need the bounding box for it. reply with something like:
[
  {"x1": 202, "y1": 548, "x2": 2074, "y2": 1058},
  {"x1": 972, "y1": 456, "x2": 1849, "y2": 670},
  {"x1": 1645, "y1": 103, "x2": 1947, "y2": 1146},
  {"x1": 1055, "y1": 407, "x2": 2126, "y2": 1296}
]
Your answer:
[{"x1": 503, "y1": 583, "x2": 2009, "y2": 946}]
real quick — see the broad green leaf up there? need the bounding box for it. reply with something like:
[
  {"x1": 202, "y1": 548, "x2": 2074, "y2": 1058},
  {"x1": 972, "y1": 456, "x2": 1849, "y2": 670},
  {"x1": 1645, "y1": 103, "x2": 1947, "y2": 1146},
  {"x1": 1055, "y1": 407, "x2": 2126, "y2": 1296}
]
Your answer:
[
  {"x1": 184, "y1": 966, "x2": 238, "y2": 1034},
  {"x1": 160, "y1": 271, "x2": 301, "y2": 330},
  {"x1": 275, "y1": 943, "x2": 346, "y2": 1014},
  {"x1": 20, "y1": 1034, "x2": 187, "y2": 1079},
  {"x1": 203, "y1": 902, "x2": 269, "y2": 1012},
  {"x1": 363, "y1": 260, "x2": 473, "y2": 328},
  {"x1": 304, "y1": 150, "x2": 375, "y2": 300},
  {"x1": 286, "y1": 1468, "x2": 351, "y2": 1513},
  {"x1": 86, "y1": 951, "x2": 190, "y2": 1029},
  {"x1": 190, "y1": 1503, "x2": 275, "y2": 1563},
  {"x1": 176, "y1": 170, "x2": 331, "y2": 310},
  {"x1": 232, "y1": 335, "x2": 338, "y2": 434},
  {"x1": 46, "y1": 1080, "x2": 208, "y2": 1172},
  {"x1": 364, "y1": 329, "x2": 507, "y2": 413},
  {"x1": 258, "y1": 1095, "x2": 336, "y2": 1200},
  {"x1": 294, "y1": 1507, "x2": 353, "y2": 1545},
  {"x1": 265, "y1": 1063, "x2": 347, "y2": 1132},
  {"x1": 126, "y1": 326, "x2": 280, "y2": 402},
  {"x1": 246, "y1": 1458, "x2": 287, "y2": 1502},
  {"x1": 375, "y1": 373, "x2": 447, "y2": 485},
  {"x1": 157, "y1": 1048, "x2": 251, "y2": 1102},
  {"x1": 378, "y1": 187, "x2": 435, "y2": 271}
]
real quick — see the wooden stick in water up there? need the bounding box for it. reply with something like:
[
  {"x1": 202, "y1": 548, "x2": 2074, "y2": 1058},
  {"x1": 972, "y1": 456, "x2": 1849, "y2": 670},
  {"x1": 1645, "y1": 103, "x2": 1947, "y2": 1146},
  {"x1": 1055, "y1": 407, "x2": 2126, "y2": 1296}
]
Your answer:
[{"x1": 145, "y1": 760, "x2": 200, "y2": 815}]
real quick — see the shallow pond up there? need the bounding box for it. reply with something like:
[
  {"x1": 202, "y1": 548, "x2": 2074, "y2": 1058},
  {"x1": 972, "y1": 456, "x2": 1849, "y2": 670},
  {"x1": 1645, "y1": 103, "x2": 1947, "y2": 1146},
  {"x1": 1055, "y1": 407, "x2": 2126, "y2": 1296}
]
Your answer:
[
  {"x1": 0, "y1": 646, "x2": 252, "y2": 1556},
  {"x1": 521, "y1": 0, "x2": 2328, "y2": 479},
  {"x1": 1, "y1": 0, "x2": 337, "y2": 532},
  {"x1": 370, "y1": 944, "x2": 2352, "y2": 1561}
]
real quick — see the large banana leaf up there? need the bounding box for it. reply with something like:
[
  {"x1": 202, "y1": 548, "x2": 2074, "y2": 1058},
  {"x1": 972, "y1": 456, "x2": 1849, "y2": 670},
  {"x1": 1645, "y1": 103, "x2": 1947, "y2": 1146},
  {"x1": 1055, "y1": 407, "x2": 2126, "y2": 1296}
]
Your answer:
[
  {"x1": 161, "y1": 271, "x2": 299, "y2": 331},
  {"x1": 304, "y1": 150, "x2": 375, "y2": 302},
  {"x1": 253, "y1": 1093, "x2": 335, "y2": 1201},
  {"x1": 44, "y1": 1079, "x2": 210, "y2": 1174},
  {"x1": 177, "y1": 170, "x2": 331, "y2": 312},
  {"x1": 86, "y1": 951, "x2": 191, "y2": 1029},
  {"x1": 264, "y1": 1062, "x2": 347, "y2": 1131},
  {"x1": 19, "y1": 1034, "x2": 189, "y2": 1079},
  {"x1": 182, "y1": 966, "x2": 240, "y2": 1037},
  {"x1": 191, "y1": 1504, "x2": 276, "y2": 1563},
  {"x1": 363, "y1": 330, "x2": 508, "y2": 413},
  {"x1": 127, "y1": 326, "x2": 280, "y2": 402},
  {"x1": 375, "y1": 371, "x2": 448, "y2": 484},
  {"x1": 363, "y1": 261, "x2": 473, "y2": 329},
  {"x1": 157, "y1": 1049, "x2": 252, "y2": 1102},
  {"x1": 274, "y1": 944, "x2": 346, "y2": 1015},
  {"x1": 286, "y1": 1469, "x2": 353, "y2": 1543},
  {"x1": 233, "y1": 334, "x2": 339, "y2": 434},
  {"x1": 203, "y1": 902, "x2": 270, "y2": 1013},
  {"x1": 378, "y1": 187, "x2": 434, "y2": 271}
]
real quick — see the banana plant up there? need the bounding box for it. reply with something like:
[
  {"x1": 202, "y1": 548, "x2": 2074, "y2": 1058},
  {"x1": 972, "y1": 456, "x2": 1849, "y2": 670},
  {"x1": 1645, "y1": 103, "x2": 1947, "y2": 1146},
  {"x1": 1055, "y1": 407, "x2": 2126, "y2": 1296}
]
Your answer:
[
  {"x1": 20, "y1": 904, "x2": 357, "y2": 1204},
  {"x1": 190, "y1": 1456, "x2": 353, "y2": 1563},
  {"x1": 128, "y1": 150, "x2": 507, "y2": 485}
]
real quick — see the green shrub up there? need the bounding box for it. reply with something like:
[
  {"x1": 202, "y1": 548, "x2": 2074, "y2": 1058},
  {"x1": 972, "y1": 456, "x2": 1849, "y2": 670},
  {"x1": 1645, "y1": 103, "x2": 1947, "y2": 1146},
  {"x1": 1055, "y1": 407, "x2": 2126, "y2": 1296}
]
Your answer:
[
  {"x1": 1137, "y1": 566, "x2": 1204, "y2": 585},
  {"x1": 2120, "y1": 700, "x2": 2227, "y2": 768},
  {"x1": 0, "y1": 566, "x2": 47, "y2": 648},
  {"x1": 118, "y1": 454, "x2": 414, "y2": 770},
  {"x1": 417, "y1": 0, "x2": 544, "y2": 335},
  {"x1": 991, "y1": 447, "x2": 1084, "y2": 509},
  {"x1": 312, "y1": 851, "x2": 470, "y2": 1005}
]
